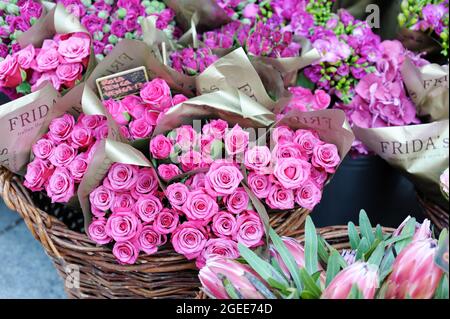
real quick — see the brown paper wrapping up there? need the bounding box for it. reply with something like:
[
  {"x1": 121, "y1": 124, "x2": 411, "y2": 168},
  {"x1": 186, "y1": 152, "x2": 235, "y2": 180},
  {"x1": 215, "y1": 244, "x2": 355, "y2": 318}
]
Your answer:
[
  {"x1": 196, "y1": 48, "x2": 291, "y2": 113},
  {"x1": 78, "y1": 139, "x2": 153, "y2": 230},
  {"x1": 85, "y1": 38, "x2": 195, "y2": 97},
  {"x1": 0, "y1": 84, "x2": 59, "y2": 174},
  {"x1": 354, "y1": 120, "x2": 449, "y2": 207},
  {"x1": 274, "y1": 109, "x2": 355, "y2": 168},
  {"x1": 163, "y1": 0, "x2": 231, "y2": 32},
  {"x1": 401, "y1": 58, "x2": 449, "y2": 121}
]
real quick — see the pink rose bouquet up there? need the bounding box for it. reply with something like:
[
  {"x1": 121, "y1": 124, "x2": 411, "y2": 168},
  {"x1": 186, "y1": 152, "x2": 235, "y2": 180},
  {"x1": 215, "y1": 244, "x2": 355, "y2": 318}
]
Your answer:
[
  {"x1": 150, "y1": 119, "x2": 340, "y2": 212},
  {"x1": 169, "y1": 47, "x2": 219, "y2": 76},
  {"x1": 0, "y1": 32, "x2": 91, "y2": 97},
  {"x1": 102, "y1": 77, "x2": 188, "y2": 141},
  {"x1": 55, "y1": 0, "x2": 181, "y2": 60},
  {"x1": 24, "y1": 113, "x2": 107, "y2": 203}
]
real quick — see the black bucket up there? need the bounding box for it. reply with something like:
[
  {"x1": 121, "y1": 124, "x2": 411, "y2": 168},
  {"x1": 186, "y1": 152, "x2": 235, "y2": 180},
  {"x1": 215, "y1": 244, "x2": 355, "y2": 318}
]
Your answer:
[{"x1": 312, "y1": 155, "x2": 424, "y2": 228}]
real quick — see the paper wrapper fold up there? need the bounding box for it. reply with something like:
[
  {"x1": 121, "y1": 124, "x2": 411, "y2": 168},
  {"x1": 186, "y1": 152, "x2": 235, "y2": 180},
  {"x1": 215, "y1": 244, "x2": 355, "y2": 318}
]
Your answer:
[
  {"x1": 354, "y1": 121, "x2": 449, "y2": 208},
  {"x1": 78, "y1": 139, "x2": 153, "y2": 231},
  {"x1": 401, "y1": 58, "x2": 449, "y2": 121}
]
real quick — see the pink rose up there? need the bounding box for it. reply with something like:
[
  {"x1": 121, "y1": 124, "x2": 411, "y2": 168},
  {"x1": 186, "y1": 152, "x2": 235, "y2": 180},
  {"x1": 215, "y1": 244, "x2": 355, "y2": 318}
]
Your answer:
[
  {"x1": 313, "y1": 90, "x2": 331, "y2": 110},
  {"x1": 247, "y1": 172, "x2": 271, "y2": 199},
  {"x1": 131, "y1": 168, "x2": 158, "y2": 199},
  {"x1": 88, "y1": 218, "x2": 112, "y2": 245},
  {"x1": 57, "y1": 34, "x2": 90, "y2": 63},
  {"x1": 104, "y1": 163, "x2": 139, "y2": 192},
  {"x1": 310, "y1": 167, "x2": 328, "y2": 187},
  {"x1": 243, "y1": 3, "x2": 260, "y2": 19},
  {"x1": 233, "y1": 211, "x2": 264, "y2": 248},
  {"x1": 119, "y1": 126, "x2": 131, "y2": 140},
  {"x1": 103, "y1": 99, "x2": 129, "y2": 125},
  {"x1": 295, "y1": 180, "x2": 322, "y2": 210},
  {"x1": 0, "y1": 55, "x2": 22, "y2": 88},
  {"x1": 158, "y1": 164, "x2": 181, "y2": 181},
  {"x1": 225, "y1": 124, "x2": 249, "y2": 155},
  {"x1": 150, "y1": 134, "x2": 173, "y2": 159},
  {"x1": 197, "y1": 239, "x2": 239, "y2": 268},
  {"x1": 172, "y1": 94, "x2": 189, "y2": 106},
  {"x1": 182, "y1": 190, "x2": 219, "y2": 223},
  {"x1": 106, "y1": 209, "x2": 142, "y2": 242},
  {"x1": 272, "y1": 142, "x2": 305, "y2": 160},
  {"x1": 140, "y1": 78, "x2": 172, "y2": 109},
  {"x1": 34, "y1": 48, "x2": 60, "y2": 72},
  {"x1": 31, "y1": 71, "x2": 62, "y2": 92},
  {"x1": 205, "y1": 160, "x2": 243, "y2": 196},
  {"x1": 14, "y1": 44, "x2": 35, "y2": 69},
  {"x1": 55, "y1": 63, "x2": 83, "y2": 83},
  {"x1": 165, "y1": 183, "x2": 189, "y2": 211},
  {"x1": 266, "y1": 185, "x2": 295, "y2": 210},
  {"x1": 68, "y1": 154, "x2": 88, "y2": 182},
  {"x1": 153, "y1": 209, "x2": 179, "y2": 234},
  {"x1": 312, "y1": 143, "x2": 340, "y2": 173},
  {"x1": 70, "y1": 126, "x2": 93, "y2": 149},
  {"x1": 32, "y1": 138, "x2": 54, "y2": 160},
  {"x1": 273, "y1": 158, "x2": 311, "y2": 189},
  {"x1": 113, "y1": 240, "x2": 139, "y2": 265},
  {"x1": 49, "y1": 143, "x2": 76, "y2": 167},
  {"x1": 93, "y1": 123, "x2": 109, "y2": 140},
  {"x1": 111, "y1": 193, "x2": 136, "y2": 214},
  {"x1": 293, "y1": 129, "x2": 323, "y2": 157},
  {"x1": 89, "y1": 185, "x2": 114, "y2": 212},
  {"x1": 129, "y1": 118, "x2": 153, "y2": 140},
  {"x1": 171, "y1": 221, "x2": 208, "y2": 260},
  {"x1": 224, "y1": 187, "x2": 249, "y2": 214},
  {"x1": 24, "y1": 159, "x2": 54, "y2": 192},
  {"x1": 48, "y1": 114, "x2": 75, "y2": 143},
  {"x1": 244, "y1": 146, "x2": 272, "y2": 174},
  {"x1": 187, "y1": 173, "x2": 206, "y2": 190},
  {"x1": 212, "y1": 211, "x2": 237, "y2": 238},
  {"x1": 272, "y1": 126, "x2": 294, "y2": 144},
  {"x1": 175, "y1": 125, "x2": 198, "y2": 151},
  {"x1": 45, "y1": 167, "x2": 75, "y2": 203},
  {"x1": 202, "y1": 119, "x2": 228, "y2": 139},
  {"x1": 134, "y1": 194, "x2": 162, "y2": 223},
  {"x1": 137, "y1": 225, "x2": 165, "y2": 255},
  {"x1": 179, "y1": 150, "x2": 202, "y2": 172},
  {"x1": 80, "y1": 114, "x2": 105, "y2": 130},
  {"x1": 120, "y1": 95, "x2": 146, "y2": 119}
]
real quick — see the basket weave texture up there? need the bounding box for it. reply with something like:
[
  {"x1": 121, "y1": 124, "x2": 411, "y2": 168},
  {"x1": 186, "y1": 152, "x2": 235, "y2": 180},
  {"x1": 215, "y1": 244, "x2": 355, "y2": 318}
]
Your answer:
[{"x1": 417, "y1": 193, "x2": 449, "y2": 232}]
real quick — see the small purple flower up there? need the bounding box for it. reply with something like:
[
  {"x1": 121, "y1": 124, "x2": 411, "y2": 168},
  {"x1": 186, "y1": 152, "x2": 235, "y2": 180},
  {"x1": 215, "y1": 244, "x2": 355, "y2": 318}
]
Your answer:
[
  {"x1": 0, "y1": 43, "x2": 8, "y2": 58},
  {"x1": 422, "y1": 4, "x2": 447, "y2": 29},
  {"x1": 81, "y1": 15, "x2": 105, "y2": 34},
  {"x1": 110, "y1": 20, "x2": 127, "y2": 38}
]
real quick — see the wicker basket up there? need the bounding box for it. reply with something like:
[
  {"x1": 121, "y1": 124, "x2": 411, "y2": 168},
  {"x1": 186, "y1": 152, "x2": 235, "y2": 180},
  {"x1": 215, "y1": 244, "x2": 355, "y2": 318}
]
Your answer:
[
  {"x1": 417, "y1": 193, "x2": 449, "y2": 232},
  {"x1": 0, "y1": 167, "x2": 311, "y2": 298}
]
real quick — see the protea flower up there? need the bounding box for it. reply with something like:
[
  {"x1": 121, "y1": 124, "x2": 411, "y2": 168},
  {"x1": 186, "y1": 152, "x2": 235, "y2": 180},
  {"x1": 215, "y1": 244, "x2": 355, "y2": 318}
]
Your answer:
[
  {"x1": 384, "y1": 238, "x2": 443, "y2": 299},
  {"x1": 199, "y1": 257, "x2": 266, "y2": 299},
  {"x1": 392, "y1": 216, "x2": 432, "y2": 241},
  {"x1": 321, "y1": 262, "x2": 379, "y2": 299}
]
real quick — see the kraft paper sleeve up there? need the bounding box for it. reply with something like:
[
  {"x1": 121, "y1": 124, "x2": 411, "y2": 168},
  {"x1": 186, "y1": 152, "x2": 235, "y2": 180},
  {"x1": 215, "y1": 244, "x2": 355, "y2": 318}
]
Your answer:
[{"x1": 354, "y1": 120, "x2": 449, "y2": 207}]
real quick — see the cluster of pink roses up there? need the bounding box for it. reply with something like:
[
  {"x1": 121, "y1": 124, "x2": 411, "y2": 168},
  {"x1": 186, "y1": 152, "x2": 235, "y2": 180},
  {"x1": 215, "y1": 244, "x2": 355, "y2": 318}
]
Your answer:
[
  {"x1": 150, "y1": 120, "x2": 340, "y2": 211},
  {"x1": 280, "y1": 86, "x2": 332, "y2": 116},
  {"x1": 0, "y1": 32, "x2": 90, "y2": 96},
  {"x1": 24, "y1": 113, "x2": 107, "y2": 203},
  {"x1": 88, "y1": 162, "x2": 264, "y2": 266},
  {"x1": 170, "y1": 47, "x2": 219, "y2": 76},
  {"x1": 103, "y1": 78, "x2": 188, "y2": 141}
]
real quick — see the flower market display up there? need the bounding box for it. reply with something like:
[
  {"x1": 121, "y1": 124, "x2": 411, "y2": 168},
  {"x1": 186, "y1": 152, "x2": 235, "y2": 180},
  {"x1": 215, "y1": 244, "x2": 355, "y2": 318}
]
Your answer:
[{"x1": 0, "y1": 0, "x2": 449, "y2": 300}]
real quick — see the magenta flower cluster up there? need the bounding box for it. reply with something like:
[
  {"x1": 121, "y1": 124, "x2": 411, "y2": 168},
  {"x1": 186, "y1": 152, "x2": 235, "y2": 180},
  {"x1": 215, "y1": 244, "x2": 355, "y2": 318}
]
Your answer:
[
  {"x1": 56, "y1": 0, "x2": 180, "y2": 60},
  {"x1": 24, "y1": 113, "x2": 107, "y2": 203},
  {"x1": 170, "y1": 47, "x2": 219, "y2": 75}
]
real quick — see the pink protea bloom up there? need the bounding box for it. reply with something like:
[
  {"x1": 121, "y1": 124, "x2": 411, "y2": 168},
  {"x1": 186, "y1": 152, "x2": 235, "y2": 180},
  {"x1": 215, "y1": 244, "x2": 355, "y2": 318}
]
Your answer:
[
  {"x1": 322, "y1": 262, "x2": 379, "y2": 299},
  {"x1": 199, "y1": 257, "x2": 266, "y2": 299},
  {"x1": 384, "y1": 238, "x2": 443, "y2": 299}
]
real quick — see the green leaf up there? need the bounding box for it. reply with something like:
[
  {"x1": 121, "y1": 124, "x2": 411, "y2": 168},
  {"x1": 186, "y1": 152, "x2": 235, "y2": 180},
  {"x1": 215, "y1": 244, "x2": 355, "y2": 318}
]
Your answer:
[
  {"x1": 347, "y1": 284, "x2": 364, "y2": 299},
  {"x1": 326, "y1": 250, "x2": 342, "y2": 287},
  {"x1": 300, "y1": 290, "x2": 317, "y2": 299},
  {"x1": 122, "y1": 111, "x2": 131, "y2": 122},
  {"x1": 394, "y1": 217, "x2": 417, "y2": 254},
  {"x1": 384, "y1": 233, "x2": 414, "y2": 246},
  {"x1": 238, "y1": 243, "x2": 289, "y2": 288},
  {"x1": 299, "y1": 268, "x2": 322, "y2": 298},
  {"x1": 304, "y1": 216, "x2": 319, "y2": 275},
  {"x1": 434, "y1": 274, "x2": 449, "y2": 299},
  {"x1": 363, "y1": 238, "x2": 382, "y2": 261},
  {"x1": 348, "y1": 222, "x2": 360, "y2": 250},
  {"x1": 317, "y1": 236, "x2": 330, "y2": 265},
  {"x1": 15, "y1": 81, "x2": 31, "y2": 95},
  {"x1": 269, "y1": 228, "x2": 303, "y2": 293},
  {"x1": 296, "y1": 71, "x2": 315, "y2": 90},
  {"x1": 355, "y1": 237, "x2": 370, "y2": 260},
  {"x1": 243, "y1": 272, "x2": 277, "y2": 299},
  {"x1": 20, "y1": 69, "x2": 27, "y2": 81},
  {"x1": 375, "y1": 225, "x2": 384, "y2": 241},
  {"x1": 221, "y1": 276, "x2": 242, "y2": 299},
  {"x1": 359, "y1": 210, "x2": 375, "y2": 245},
  {"x1": 379, "y1": 249, "x2": 396, "y2": 282},
  {"x1": 367, "y1": 242, "x2": 385, "y2": 267}
]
